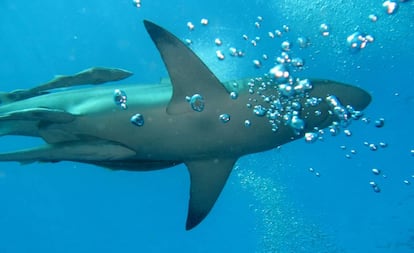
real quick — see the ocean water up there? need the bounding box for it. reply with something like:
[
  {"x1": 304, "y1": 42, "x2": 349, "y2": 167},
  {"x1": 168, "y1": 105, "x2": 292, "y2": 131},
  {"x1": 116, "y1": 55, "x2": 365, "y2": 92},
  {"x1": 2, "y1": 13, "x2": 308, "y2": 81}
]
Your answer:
[{"x1": 0, "y1": 1, "x2": 413, "y2": 252}]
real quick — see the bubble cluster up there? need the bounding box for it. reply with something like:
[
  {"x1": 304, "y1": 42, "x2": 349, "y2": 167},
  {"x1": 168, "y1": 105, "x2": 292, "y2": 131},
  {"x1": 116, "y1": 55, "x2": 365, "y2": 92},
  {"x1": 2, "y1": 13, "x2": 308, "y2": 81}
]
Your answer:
[
  {"x1": 346, "y1": 32, "x2": 374, "y2": 53},
  {"x1": 113, "y1": 89, "x2": 128, "y2": 110}
]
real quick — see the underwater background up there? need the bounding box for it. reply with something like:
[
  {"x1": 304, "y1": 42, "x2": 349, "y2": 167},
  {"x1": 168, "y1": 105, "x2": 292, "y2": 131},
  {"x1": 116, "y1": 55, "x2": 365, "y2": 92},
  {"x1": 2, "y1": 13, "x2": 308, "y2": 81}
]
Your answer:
[{"x1": 0, "y1": 0, "x2": 413, "y2": 252}]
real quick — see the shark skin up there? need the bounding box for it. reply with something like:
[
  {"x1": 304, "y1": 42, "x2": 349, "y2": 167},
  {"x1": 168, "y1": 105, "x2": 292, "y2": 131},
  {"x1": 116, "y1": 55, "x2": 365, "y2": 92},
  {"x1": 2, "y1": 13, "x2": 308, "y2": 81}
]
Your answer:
[{"x1": 0, "y1": 20, "x2": 371, "y2": 230}]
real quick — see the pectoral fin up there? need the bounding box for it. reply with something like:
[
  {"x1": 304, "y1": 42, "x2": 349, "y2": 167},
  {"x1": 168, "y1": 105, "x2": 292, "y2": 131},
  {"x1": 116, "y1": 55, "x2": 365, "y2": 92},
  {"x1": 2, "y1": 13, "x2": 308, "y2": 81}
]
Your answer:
[
  {"x1": 0, "y1": 141, "x2": 136, "y2": 164},
  {"x1": 185, "y1": 158, "x2": 236, "y2": 230}
]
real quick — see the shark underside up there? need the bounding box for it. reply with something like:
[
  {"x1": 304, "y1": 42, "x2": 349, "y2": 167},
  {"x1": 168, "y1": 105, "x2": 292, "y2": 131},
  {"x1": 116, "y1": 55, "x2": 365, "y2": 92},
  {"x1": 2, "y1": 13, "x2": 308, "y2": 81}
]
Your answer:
[{"x1": 0, "y1": 20, "x2": 371, "y2": 230}]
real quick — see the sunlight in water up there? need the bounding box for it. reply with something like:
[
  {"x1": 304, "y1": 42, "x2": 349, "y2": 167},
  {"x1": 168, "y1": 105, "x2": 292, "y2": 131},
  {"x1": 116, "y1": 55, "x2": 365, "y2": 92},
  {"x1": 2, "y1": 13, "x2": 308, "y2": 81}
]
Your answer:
[{"x1": 236, "y1": 166, "x2": 341, "y2": 253}]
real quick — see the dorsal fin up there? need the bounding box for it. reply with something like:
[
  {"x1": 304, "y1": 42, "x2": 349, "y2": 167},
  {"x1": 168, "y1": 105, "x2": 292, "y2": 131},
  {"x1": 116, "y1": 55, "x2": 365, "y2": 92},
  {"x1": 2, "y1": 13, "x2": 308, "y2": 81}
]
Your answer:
[{"x1": 143, "y1": 20, "x2": 229, "y2": 114}]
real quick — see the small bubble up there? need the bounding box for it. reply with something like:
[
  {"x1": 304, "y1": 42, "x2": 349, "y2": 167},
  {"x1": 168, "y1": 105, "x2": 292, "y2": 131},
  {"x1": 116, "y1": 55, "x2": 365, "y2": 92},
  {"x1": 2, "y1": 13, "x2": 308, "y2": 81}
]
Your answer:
[
  {"x1": 269, "y1": 64, "x2": 290, "y2": 83},
  {"x1": 214, "y1": 38, "x2": 222, "y2": 46},
  {"x1": 344, "y1": 129, "x2": 352, "y2": 136},
  {"x1": 373, "y1": 185, "x2": 381, "y2": 193},
  {"x1": 216, "y1": 50, "x2": 225, "y2": 60},
  {"x1": 368, "y1": 14, "x2": 378, "y2": 22},
  {"x1": 275, "y1": 30, "x2": 282, "y2": 37},
  {"x1": 283, "y1": 25, "x2": 290, "y2": 32},
  {"x1": 403, "y1": 180, "x2": 411, "y2": 185},
  {"x1": 253, "y1": 59, "x2": 261, "y2": 68},
  {"x1": 369, "y1": 144, "x2": 378, "y2": 151},
  {"x1": 411, "y1": 149, "x2": 414, "y2": 156},
  {"x1": 130, "y1": 113, "x2": 144, "y2": 127},
  {"x1": 362, "y1": 117, "x2": 371, "y2": 124},
  {"x1": 281, "y1": 41, "x2": 291, "y2": 51},
  {"x1": 297, "y1": 37, "x2": 310, "y2": 48},
  {"x1": 374, "y1": 118, "x2": 385, "y2": 128},
  {"x1": 315, "y1": 172, "x2": 321, "y2": 177},
  {"x1": 113, "y1": 89, "x2": 127, "y2": 110},
  {"x1": 290, "y1": 116, "x2": 305, "y2": 130},
  {"x1": 244, "y1": 120, "x2": 252, "y2": 127},
  {"x1": 383, "y1": 0, "x2": 399, "y2": 14},
  {"x1": 319, "y1": 23, "x2": 330, "y2": 36},
  {"x1": 242, "y1": 34, "x2": 248, "y2": 40},
  {"x1": 219, "y1": 113, "x2": 231, "y2": 123},
  {"x1": 379, "y1": 142, "x2": 388, "y2": 148},
  {"x1": 253, "y1": 105, "x2": 267, "y2": 117},
  {"x1": 230, "y1": 91, "x2": 238, "y2": 100},
  {"x1": 305, "y1": 132, "x2": 318, "y2": 143},
  {"x1": 200, "y1": 18, "x2": 209, "y2": 25},
  {"x1": 372, "y1": 168, "x2": 381, "y2": 175},
  {"x1": 369, "y1": 181, "x2": 381, "y2": 193},
  {"x1": 309, "y1": 167, "x2": 315, "y2": 172},
  {"x1": 185, "y1": 39, "x2": 192, "y2": 45},
  {"x1": 189, "y1": 94, "x2": 205, "y2": 112},
  {"x1": 132, "y1": 0, "x2": 141, "y2": 8},
  {"x1": 268, "y1": 32, "x2": 275, "y2": 38},
  {"x1": 187, "y1": 21, "x2": 195, "y2": 30},
  {"x1": 291, "y1": 57, "x2": 304, "y2": 68}
]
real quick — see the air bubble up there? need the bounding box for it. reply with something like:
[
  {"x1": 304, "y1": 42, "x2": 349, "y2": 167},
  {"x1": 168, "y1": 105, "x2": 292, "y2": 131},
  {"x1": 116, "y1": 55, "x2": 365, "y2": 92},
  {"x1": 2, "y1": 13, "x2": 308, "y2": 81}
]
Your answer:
[
  {"x1": 319, "y1": 23, "x2": 330, "y2": 36},
  {"x1": 383, "y1": 0, "x2": 399, "y2": 14},
  {"x1": 187, "y1": 21, "x2": 195, "y2": 30},
  {"x1": 269, "y1": 64, "x2": 290, "y2": 83},
  {"x1": 244, "y1": 120, "x2": 252, "y2": 127},
  {"x1": 189, "y1": 94, "x2": 205, "y2": 112},
  {"x1": 132, "y1": 0, "x2": 141, "y2": 8},
  {"x1": 200, "y1": 18, "x2": 209, "y2": 25},
  {"x1": 253, "y1": 105, "x2": 267, "y2": 117},
  {"x1": 214, "y1": 38, "x2": 222, "y2": 46},
  {"x1": 375, "y1": 118, "x2": 385, "y2": 128},
  {"x1": 344, "y1": 129, "x2": 352, "y2": 136},
  {"x1": 305, "y1": 132, "x2": 318, "y2": 143},
  {"x1": 368, "y1": 14, "x2": 378, "y2": 22},
  {"x1": 281, "y1": 41, "x2": 291, "y2": 51},
  {"x1": 372, "y1": 168, "x2": 381, "y2": 175},
  {"x1": 369, "y1": 144, "x2": 378, "y2": 151},
  {"x1": 230, "y1": 91, "x2": 238, "y2": 100},
  {"x1": 113, "y1": 89, "x2": 128, "y2": 110},
  {"x1": 219, "y1": 114, "x2": 231, "y2": 123},
  {"x1": 216, "y1": 50, "x2": 225, "y2": 60},
  {"x1": 130, "y1": 113, "x2": 144, "y2": 127},
  {"x1": 297, "y1": 37, "x2": 310, "y2": 48}
]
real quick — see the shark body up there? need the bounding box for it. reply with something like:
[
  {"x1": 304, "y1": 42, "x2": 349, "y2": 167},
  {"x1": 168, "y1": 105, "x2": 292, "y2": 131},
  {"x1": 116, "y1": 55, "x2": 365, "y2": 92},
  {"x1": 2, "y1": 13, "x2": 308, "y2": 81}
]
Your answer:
[{"x1": 0, "y1": 20, "x2": 371, "y2": 230}]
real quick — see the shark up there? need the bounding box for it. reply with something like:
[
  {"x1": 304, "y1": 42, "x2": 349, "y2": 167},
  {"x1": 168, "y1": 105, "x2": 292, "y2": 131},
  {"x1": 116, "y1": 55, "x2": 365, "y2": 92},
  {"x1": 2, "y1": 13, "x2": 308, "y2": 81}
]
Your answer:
[{"x1": 0, "y1": 20, "x2": 371, "y2": 230}]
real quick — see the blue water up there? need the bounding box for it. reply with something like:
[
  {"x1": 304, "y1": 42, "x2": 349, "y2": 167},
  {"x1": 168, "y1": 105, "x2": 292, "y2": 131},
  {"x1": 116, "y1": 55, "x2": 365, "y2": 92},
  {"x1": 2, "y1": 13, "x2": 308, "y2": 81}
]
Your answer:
[{"x1": 0, "y1": 1, "x2": 413, "y2": 252}]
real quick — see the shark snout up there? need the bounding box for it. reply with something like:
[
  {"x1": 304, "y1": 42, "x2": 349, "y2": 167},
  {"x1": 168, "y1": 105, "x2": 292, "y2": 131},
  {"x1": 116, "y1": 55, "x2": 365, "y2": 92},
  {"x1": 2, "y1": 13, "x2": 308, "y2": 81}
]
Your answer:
[{"x1": 311, "y1": 79, "x2": 371, "y2": 111}]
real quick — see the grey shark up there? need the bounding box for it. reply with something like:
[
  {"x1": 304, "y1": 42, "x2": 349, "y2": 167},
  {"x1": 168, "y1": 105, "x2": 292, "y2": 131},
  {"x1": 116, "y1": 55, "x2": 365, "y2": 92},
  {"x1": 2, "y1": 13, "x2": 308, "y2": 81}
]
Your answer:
[{"x1": 0, "y1": 20, "x2": 371, "y2": 230}]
